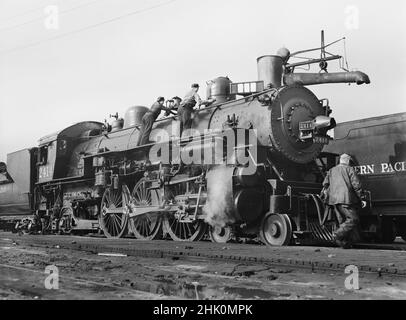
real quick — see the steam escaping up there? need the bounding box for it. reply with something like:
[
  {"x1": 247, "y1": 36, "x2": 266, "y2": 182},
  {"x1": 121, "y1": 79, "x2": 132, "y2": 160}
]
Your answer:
[{"x1": 203, "y1": 166, "x2": 236, "y2": 228}]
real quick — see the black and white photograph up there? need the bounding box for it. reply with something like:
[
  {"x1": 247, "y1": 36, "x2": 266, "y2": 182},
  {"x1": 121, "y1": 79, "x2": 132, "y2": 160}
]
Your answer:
[{"x1": 0, "y1": 0, "x2": 405, "y2": 307}]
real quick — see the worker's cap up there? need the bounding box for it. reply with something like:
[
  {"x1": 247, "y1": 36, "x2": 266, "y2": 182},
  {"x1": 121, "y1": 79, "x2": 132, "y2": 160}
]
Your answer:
[
  {"x1": 157, "y1": 96, "x2": 165, "y2": 102},
  {"x1": 191, "y1": 83, "x2": 200, "y2": 88},
  {"x1": 339, "y1": 153, "x2": 352, "y2": 165},
  {"x1": 172, "y1": 96, "x2": 182, "y2": 101}
]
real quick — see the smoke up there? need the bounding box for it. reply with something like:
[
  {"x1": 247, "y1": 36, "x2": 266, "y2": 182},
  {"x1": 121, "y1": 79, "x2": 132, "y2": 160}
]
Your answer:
[{"x1": 203, "y1": 166, "x2": 236, "y2": 228}]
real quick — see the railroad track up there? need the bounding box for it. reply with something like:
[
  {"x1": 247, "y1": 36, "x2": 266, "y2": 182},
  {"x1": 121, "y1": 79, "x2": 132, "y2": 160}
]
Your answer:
[
  {"x1": 13, "y1": 227, "x2": 406, "y2": 251},
  {"x1": 2, "y1": 232, "x2": 406, "y2": 278},
  {"x1": 354, "y1": 242, "x2": 406, "y2": 251}
]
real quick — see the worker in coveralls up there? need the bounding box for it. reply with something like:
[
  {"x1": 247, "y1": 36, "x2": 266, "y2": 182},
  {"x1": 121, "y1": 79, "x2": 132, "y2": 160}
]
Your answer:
[
  {"x1": 178, "y1": 83, "x2": 215, "y2": 136},
  {"x1": 322, "y1": 153, "x2": 366, "y2": 248},
  {"x1": 137, "y1": 97, "x2": 172, "y2": 146}
]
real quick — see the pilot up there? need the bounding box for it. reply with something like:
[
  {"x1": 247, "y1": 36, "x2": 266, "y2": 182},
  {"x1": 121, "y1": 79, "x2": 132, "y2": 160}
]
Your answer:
[
  {"x1": 322, "y1": 153, "x2": 366, "y2": 248},
  {"x1": 178, "y1": 83, "x2": 215, "y2": 136},
  {"x1": 137, "y1": 97, "x2": 172, "y2": 146}
]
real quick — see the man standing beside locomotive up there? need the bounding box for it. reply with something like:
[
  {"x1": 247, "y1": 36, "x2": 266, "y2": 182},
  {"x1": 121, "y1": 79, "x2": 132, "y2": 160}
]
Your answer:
[
  {"x1": 178, "y1": 83, "x2": 215, "y2": 136},
  {"x1": 322, "y1": 153, "x2": 366, "y2": 248},
  {"x1": 137, "y1": 97, "x2": 173, "y2": 146}
]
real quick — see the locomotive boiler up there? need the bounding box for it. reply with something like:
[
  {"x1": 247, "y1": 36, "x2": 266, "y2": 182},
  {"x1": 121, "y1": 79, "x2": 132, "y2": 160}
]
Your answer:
[{"x1": 0, "y1": 33, "x2": 371, "y2": 246}]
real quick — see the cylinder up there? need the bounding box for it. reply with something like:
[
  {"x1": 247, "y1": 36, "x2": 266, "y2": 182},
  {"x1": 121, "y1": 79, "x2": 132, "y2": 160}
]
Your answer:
[
  {"x1": 257, "y1": 55, "x2": 283, "y2": 88},
  {"x1": 124, "y1": 106, "x2": 149, "y2": 129},
  {"x1": 234, "y1": 166, "x2": 265, "y2": 187},
  {"x1": 233, "y1": 189, "x2": 264, "y2": 223}
]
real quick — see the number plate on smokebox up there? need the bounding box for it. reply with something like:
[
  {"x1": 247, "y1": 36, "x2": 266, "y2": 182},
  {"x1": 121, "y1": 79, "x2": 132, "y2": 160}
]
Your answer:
[
  {"x1": 313, "y1": 135, "x2": 330, "y2": 144},
  {"x1": 299, "y1": 121, "x2": 315, "y2": 130}
]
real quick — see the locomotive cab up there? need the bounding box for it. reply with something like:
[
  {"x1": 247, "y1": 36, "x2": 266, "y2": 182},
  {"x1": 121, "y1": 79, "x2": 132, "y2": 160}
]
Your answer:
[{"x1": 36, "y1": 121, "x2": 104, "y2": 183}]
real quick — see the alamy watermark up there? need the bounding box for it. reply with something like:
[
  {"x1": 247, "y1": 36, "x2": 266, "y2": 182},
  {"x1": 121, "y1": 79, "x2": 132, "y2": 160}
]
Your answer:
[
  {"x1": 149, "y1": 128, "x2": 258, "y2": 174},
  {"x1": 344, "y1": 265, "x2": 359, "y2": 290},
  {"x1": 345, "y1": 5, "x2": 360, "y2": 30},
  {"x1": 44, "y1": 5, "x2": 59, "y2": 30},
  {"x1": 44, "y1": 265, "x2": 59, "y2": 290}
]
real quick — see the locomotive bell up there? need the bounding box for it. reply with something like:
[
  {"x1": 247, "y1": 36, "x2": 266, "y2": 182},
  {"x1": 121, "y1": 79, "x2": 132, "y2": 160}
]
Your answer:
[
  {"x1": 124, "y1": 106, "x2": 149, "y2": 129},
  {"x1": 111, "y1": 118, "x2": 124, "y2": 132}
]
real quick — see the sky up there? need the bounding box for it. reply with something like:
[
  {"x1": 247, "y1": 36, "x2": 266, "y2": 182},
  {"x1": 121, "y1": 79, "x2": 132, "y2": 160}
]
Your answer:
[{"x1": 0, "y1": 0, "x2": 405, "y2": 162}]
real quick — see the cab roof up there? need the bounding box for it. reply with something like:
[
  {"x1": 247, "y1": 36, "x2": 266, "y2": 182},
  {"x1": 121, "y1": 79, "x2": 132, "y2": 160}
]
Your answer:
[{"x1": 38, "y1": 121, "x2": 103, "y2": 146}]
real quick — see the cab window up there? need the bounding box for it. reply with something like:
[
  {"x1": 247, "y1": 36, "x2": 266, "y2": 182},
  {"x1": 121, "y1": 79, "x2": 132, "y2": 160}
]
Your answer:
[{"x1": 38, "y1": 146, "x2": 48, "y2": 165}]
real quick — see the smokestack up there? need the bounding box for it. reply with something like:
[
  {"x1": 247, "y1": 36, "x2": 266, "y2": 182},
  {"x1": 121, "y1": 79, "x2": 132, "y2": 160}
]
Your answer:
[
  {"x1": 283, "y1": 71, "x2": 370, "y2": 86},
  {"x1": 257, "y1": 55, "x2": 283, "y2": 88}
]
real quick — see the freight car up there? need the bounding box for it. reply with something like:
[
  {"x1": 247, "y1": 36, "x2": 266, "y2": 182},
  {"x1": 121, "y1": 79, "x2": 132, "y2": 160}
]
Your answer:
[
  {"x1": 324, "y1": 112, "x2": 406, "y2": 243},
  {"x1": 0, "y1": 33, "x2": 371, "y2": 246},
  {"x1": 0, "y1": 150, "x2": 37, "y2": 232}
]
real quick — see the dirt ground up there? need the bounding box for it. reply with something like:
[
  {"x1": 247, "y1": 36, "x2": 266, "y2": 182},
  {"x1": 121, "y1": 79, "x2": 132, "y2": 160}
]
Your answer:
[{"x1": 1, "y1": 236, "x2": 406, "y2": 300}]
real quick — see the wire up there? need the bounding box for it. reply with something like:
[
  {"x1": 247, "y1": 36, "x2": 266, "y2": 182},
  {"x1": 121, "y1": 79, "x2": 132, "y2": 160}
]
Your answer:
[
  {"x1": 290, "y1": 37, "x2": 346, "y2": 58},
  {"x1": 0, "y1": 0, "x2": 178, "y2": 56},
  {"x1": 0, "y1": 0, "x2": 103, "y2": 34}
]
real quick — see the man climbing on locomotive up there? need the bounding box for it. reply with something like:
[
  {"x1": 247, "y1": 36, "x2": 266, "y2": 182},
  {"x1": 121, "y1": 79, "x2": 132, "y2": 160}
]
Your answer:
[
  {"x1": 178, "y1": 83, "x2": 215, "y2": 136},
  {"x1": 137, "y1": 96, "x2": 173, "y2": 146},
  {"x1": 322, "y1": 153, "x2": 366, "y2": 248}
]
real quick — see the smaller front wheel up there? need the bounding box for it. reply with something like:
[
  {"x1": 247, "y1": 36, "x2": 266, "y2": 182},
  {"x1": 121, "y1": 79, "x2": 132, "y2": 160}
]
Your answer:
[
  {"x1": 209, "y1": 225, "x2": 233, "y2": 243},
  {"x1": 259, "y1": 213, "x2": 292, "y2": 246}
]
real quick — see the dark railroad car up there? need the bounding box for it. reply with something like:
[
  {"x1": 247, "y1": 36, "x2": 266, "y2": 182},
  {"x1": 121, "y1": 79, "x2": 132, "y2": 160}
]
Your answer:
[
  {"x1": 0, "y1": 149, "x2": 37, "y2": 230},
  {"x1": 324, "y1": 112, "x2": 406, "y2": 242}
]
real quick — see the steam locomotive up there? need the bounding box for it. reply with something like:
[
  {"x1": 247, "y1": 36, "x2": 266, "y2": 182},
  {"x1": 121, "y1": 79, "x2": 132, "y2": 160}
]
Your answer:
[{"x1": 0, "y1": 34, "x2": 372, "y2": 246}]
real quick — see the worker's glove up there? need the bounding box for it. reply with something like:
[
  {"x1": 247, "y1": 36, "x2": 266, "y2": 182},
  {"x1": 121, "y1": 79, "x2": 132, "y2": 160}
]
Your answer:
[
  {"x1": 360, "y1": 191, "x2": 369, "y2": 201},
  {"x1": 361, "y1": 201, "x2": 367, "y2": 209},
  {"x1": 320, "y1": 187, "x2": 328, "y2": 201}
]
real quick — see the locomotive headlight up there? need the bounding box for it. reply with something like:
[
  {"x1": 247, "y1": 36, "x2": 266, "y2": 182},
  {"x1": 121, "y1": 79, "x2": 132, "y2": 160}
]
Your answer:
[
  {"x1": 313, "y1": 115, "x2": 336, "y2": 130},
  {"x1": 299, "y1": 116, "x2": 336, "y2": 142}
]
